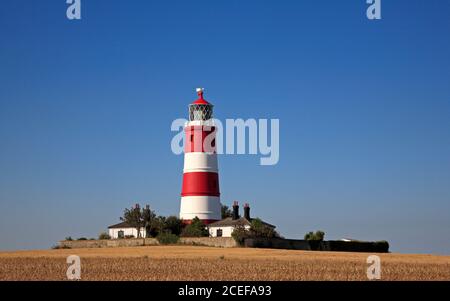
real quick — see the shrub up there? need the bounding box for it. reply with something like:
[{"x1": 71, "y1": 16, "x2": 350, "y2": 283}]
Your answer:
[
  {"x1": 65, "y1": 236, "x2": 73, "y2": 241},
  {"x1": 98, "y1": 232, "x2": 111, "y2": 240},
  {"x1": 374, "y1": 240, "x2": 390, "y2": 252},
  {"x1": 124, "y1": 235, "x2": 135, "y2": 239},
  {"x1": 77, "y1": 237, "x2": 87, "y2": 241},
  {"x1": 52, "y1": 244, "x2": 71, "y2": 249},
  {"x1": 231, "y1": 220, "x2": 280, "y2": 246},
  {"x1": 231, "y1": 226, "x2": 250, "y2": 246},
  {"x1": 156, "y1": 232, "x2": 180, "y2": 245},
  {"x1": 326, "y1": 240, "x2": 390, "y2": 253},
  {"x1": 181, "y1": 217, "x2": 209, "y2": 237}
]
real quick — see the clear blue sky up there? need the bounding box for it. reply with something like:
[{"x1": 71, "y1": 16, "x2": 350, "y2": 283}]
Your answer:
[{"x1": 1, "y1": 0, "x2": 449, "y2": 254}]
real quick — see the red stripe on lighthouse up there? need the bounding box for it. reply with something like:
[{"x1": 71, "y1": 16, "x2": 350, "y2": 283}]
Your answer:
[
  {"x1": 181, "y1": 172, "x2": 220, "y2": 197},
  {"x1": 185, "y1": 126, "x2": 217, "y2": 153}
]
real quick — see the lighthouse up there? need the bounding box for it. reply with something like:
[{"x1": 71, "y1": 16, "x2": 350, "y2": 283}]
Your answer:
[{"x1": 179, "y1": 88, "x2": 222, "y2": 224}]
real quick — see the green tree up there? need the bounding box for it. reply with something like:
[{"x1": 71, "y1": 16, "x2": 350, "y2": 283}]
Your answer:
[
  {"x1": 231, "y1": 225, "x2": 249, "y2": 246},
  {"x1": 315, "y1": 231, "x2": 325, "y2": 241},
  {"x1": 249, "y1": 218, "x2": 279, "y2": 238},
  {"x1": 304, "y1": 230, "x2": 325, "y2": 241},
  {"x1": 149, "y1": 216, "x2": 166, "y2": 237},
  {"x1": 231, "y1": 218, "x2": 280, "y2": 246},
  {"x1": 142, "y1": 205, "x2": 157, "y2": 237},
  {"x1": 121, "y1": 204, "x2": 144, "y2": 238},
  {"x1": 164, "y1": 216, "x2": 183, "y2": 236},
  {"x1": 304, "y1": 231, "x2": 313, "y2": 240},
  {"x1": 181, "y1": 216, "x2": 209, "y2": 237},
  {"x1": 221, "y1": 205, "x2": 233, "y2": 219}
]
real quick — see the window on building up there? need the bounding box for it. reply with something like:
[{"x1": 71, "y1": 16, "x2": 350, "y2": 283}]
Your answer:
[
  {"x1": 216, "y1": 229, "x2": 223, "y2": 237},
  {"x1": 118, "y1": 230, "x2": 124, "y2": 239}
]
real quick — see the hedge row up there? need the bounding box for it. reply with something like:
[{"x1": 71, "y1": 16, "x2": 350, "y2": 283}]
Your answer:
[
  {"x1": 244, "y1": 238, "x2": 389, "y2": 253},
  {"x1": 318, "y1": 240, "x2": 389, "y2": 253}
]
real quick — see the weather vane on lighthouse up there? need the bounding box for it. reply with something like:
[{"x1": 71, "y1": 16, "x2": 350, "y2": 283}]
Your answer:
[{"x1": 179, "y1": 89, "x2": 221, "y2": 224}]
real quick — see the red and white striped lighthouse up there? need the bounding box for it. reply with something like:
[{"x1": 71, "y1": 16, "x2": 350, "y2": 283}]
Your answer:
[{"x1": 179, "y1": 88, "x2": 221, "y2": 224}]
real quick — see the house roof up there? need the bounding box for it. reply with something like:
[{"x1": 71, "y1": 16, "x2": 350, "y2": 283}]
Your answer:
[
  {"x1": 108, "y1": 221, "x2": 135, "y2": 229},
  {"x1": 207, "y1": 217, "x2": 275, "y2": 228}
]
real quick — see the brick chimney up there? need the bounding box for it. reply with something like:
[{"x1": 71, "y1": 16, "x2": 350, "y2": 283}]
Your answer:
[
  {"x1": 244, "y1": 203, "x2": 250, "y2": 220},
  {"x1": 232, "y1": 201, "x2": 239, "y2": 220}
]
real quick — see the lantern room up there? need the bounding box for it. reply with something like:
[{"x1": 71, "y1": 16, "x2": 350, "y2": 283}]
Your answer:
[{"x1": 189, "y1": 88, "x2": 214, "y2": 122}]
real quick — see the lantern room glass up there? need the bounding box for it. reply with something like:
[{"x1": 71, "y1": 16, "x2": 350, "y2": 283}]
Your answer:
[{"x1": 189, "y1": 104, "x2": 213, "y2": 121}]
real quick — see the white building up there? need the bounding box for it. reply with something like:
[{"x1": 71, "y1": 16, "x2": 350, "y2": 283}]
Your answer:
[
  {"x1": 207, "y1": 203, "x2": 275, "y2": 237},
  {"x1": 108, "y1": 222, "x2": 145, "y2": 239},
  {"x1": 207, "y1": 217, "x2": 251, "y2": 237},
  {"x1": 107, "y1": 203, "x2": 276, "y2": 239}
]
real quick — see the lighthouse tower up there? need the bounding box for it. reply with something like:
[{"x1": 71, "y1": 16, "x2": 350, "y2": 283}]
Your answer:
[{"x1": 179, "y1": 88, "x2": 222, "y2": 224}]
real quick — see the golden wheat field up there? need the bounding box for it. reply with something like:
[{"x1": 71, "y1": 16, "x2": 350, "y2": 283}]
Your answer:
[{"x1": 0, "y1": 246, "x2": 449, "y2": 281}]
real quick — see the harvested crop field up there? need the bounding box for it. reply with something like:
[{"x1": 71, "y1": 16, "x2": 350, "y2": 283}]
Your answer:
[{"x1": 0, "y1": 246, "x2": 449, "y2": 281}]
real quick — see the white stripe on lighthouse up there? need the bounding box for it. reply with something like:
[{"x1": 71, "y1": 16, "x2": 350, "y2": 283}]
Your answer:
[
  {"x1": 180, "y1": 196, "x2": 222, "y2": 220},
  {"x1": 183, "y1": 152, "x2": 218, "y2": 173}
]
